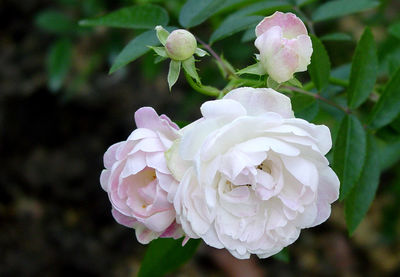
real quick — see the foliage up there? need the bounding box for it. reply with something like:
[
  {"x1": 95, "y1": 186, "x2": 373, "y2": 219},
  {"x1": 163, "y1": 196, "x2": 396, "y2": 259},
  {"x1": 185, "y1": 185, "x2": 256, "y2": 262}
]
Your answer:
[{"x1": 36, "y1": 0, "x2": 400, "y2": 274}]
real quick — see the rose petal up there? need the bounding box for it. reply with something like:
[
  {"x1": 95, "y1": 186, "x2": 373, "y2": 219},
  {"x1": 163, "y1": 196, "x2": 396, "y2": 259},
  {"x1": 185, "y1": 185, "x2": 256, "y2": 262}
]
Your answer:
[
  {"x1": 224, "y1": 87, "x2": 294, "y2": 118},
  {"x1": 112, "y1": 208, "x2": 137, "y2": 228},
  {"x1": 255, "y1": 11, "x2": 308, "y2": 38},
  {"x1": 104, "y1": 142, "x2": 123, "y2": 168}
]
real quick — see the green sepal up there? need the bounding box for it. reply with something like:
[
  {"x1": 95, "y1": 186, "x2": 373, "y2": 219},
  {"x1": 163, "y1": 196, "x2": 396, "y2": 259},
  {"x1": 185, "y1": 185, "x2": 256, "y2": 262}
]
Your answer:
[
  {"x1": 267, "y1": 76, "x2": 280, "y2": 90},
  {"x1": 182, "y1": 56, "x2": 200, "y2": 84},
  {"x1": 284, "y1": 77, "x2": 303, "y2": 88},
  {"x1": 155, "y1": 25, "x2": 170, "y2": 46},
  {"x1": 194, "y1": 48, "x2": 208, "y2": 57},
  {"x1": 237, "y1": 62, "x2": 265, "y2": 76},
  {"x1": 154, "y1": 56, "x2": 167, "y2": 64},
  {"x1": 168, "y1": 60, "x2": 181, "y2": 90},
  {"x1": 215, "y1": 55, "x2": 236, "y2": 78},
  {"x1": 148, "y1": 46, "x2": 168, "y2": 57}
]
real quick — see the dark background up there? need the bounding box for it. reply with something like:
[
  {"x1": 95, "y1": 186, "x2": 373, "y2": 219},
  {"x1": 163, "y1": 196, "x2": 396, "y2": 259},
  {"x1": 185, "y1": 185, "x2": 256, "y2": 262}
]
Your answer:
[{"x1": 1, "y1": 0, "x2": 400, "y2": 276}]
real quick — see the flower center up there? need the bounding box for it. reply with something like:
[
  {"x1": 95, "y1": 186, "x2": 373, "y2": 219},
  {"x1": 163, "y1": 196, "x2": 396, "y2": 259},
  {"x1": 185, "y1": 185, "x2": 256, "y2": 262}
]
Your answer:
[{"x1": 257, "y1": 160, "x2": 272, "y2": 174}]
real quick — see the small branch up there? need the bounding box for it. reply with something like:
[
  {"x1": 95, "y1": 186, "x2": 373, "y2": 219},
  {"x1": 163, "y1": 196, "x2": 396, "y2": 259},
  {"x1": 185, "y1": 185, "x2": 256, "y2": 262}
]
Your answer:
[
  {"x1": 184, "y1": 72, "x2": 220, "y2": 97},
  {"x1": 282, "y1": 85, "x2": 351, "y2": 114},
  {"x1": 329, "y1": 77, "x2": 349, "y2": 87},
  {"x1": 303, "y1": 82, "x2": 315, "y2": 91},
  {"x1": 195, "y1": 36, "x2": 237, "y2": 79},
  {"x1": 302, "y1": 77, "x2": 349, "y2": 91}
]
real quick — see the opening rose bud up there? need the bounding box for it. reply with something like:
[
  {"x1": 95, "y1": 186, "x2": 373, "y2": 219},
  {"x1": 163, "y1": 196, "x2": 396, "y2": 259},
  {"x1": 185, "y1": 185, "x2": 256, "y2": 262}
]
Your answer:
[
  {"x1": 255, "y1": 12, "x2": 313, "y2": 83},
  {"x1": 165, "y1": 29, "x2": 197, "y2": 61}
]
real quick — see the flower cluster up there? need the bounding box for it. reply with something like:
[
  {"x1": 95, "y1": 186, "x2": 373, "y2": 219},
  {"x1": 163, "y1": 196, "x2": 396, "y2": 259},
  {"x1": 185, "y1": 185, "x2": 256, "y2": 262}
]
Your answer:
[
  {"x1": 101, "y1": 87, "x2": 339, "y2": 258},
  {"x1": 100, "y1": 12, "x2": 339, "y2": 259}
]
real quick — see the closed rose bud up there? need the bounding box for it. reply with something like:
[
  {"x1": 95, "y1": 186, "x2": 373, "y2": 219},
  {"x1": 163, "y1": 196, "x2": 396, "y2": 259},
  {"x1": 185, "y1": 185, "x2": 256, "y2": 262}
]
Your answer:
[
  {"x1": 255, "y1": 12, "x2": 313, "y2": 83},
  {"x1": 165, "y1": 29, "x2": 197, "y2": 61}
]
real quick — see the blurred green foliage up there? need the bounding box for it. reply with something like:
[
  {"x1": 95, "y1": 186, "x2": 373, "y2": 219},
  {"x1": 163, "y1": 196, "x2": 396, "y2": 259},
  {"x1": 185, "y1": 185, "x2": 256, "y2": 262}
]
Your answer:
[{"x1": 34, "y1": 0, "x2": 400, "y2": 274}]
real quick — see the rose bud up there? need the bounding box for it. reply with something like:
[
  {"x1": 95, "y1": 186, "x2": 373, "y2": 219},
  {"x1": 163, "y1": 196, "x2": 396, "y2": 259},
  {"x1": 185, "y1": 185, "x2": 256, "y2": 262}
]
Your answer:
[
  {"x1": 255, "y1": 12, "x2": 313, "y2": 83},
  {"x1": 165, "y1": 29, "x2": 197, "y2": 61}
]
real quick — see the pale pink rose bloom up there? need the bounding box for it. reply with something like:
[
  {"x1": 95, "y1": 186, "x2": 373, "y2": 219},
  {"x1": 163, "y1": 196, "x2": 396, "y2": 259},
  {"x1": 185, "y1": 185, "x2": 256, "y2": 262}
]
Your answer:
[
  {"x1": 168, "y1": 87, "x2": 339, "y2": 259},
  {"x1": 100, "y1": 107, "x2": 183, "y2": 243},
  {"x1": 255, "y1": 12, "x2": 313, "y2": 83}
]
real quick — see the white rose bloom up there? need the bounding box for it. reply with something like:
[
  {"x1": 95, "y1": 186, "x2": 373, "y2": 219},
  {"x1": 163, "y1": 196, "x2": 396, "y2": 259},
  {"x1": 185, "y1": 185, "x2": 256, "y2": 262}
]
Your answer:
[{"x1": 167, "y1": 87, "x2": 340, "y2": 259}]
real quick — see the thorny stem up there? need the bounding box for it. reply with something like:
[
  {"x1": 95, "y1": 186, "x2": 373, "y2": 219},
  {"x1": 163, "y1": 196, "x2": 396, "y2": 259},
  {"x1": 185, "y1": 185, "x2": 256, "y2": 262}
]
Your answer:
[
  {"x1": 195, "y1": 36, "x2": 237, "y2": 79},
  {"x1": 282, "y1": 85, "x2": 352, "y2": 114}
]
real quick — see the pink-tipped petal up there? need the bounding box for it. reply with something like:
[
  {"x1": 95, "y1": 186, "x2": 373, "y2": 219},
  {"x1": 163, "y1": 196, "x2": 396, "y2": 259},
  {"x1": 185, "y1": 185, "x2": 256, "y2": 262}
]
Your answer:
[
  {"x1": 104, "y1": 142, "x2": 123, "y2": 169},
  {"x1": 112, "y1": 208, "x2": 137, "y2": 228},
  {"x1": 134, "y1": 222, "x2": 160, "y2": 244},
  {"x1": 100, "y1": 169, "x2": 110, "y2": 191},
  {"x1": 256, "y1": 11, "x2": 307, "y2": 38}
]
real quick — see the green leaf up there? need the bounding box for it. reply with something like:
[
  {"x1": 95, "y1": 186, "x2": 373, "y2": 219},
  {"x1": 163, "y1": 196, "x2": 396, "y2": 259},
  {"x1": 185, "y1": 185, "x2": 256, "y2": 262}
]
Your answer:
[
  {"x1": 296, "y1": 0, "x2": 318, "y2": 7},
  {"x1": 47, "y1": 38, "x2": 72, "y2": 92},
  {"x1": 35, "y1": 10, "x2": 76, "y2": 34},
  {"x1": 347, "y1": 28, "x2": 378, "y2": 109},
  {"x1": 179, "y1": 0, "x2": 225, "y2": 28},
  {"x1": 79, "y1": 4, "x2": 169, "y2": 29},
  {"x1": 377, "y1": 135, "x2": 400, "y2": 172},
  {"x1": 312, "y1": 0, "x2": 380, "y2": 22},
  {"x1": 110, "y1": 30, "x2": 159, "y2": 73},
  {"x1": 331, "y1": 63, "x2": 351, "y2": 80},
  {"x1": 345, "y1": 134, "x2": 380, "y2": 235},
  {"x1": 182, "y1": 56, "x2": 200, "y2": 83},
  {"x1": 368, "y1": 67, "x2": 400, "y2": 129},
  {"x1": 391, "y1": 114, "x2": 400, "y2": 134},
  {"x1": 214, "y1": 0, "x2": 262, "y2": 13},
  {"x1": 138, "y1": 238, "x2": 201, "y2": 277},
  {"x1": 333, "y1": 115, "x2": 366, "y2": 200},
  {"x1": 237, "y1": 63, "x2": 265, "y2": 76},
  {"x1": 168, "y1": 60, "x2": 181, "y2": 90},
  {"x1": 209, "y1": 1, "x2": 291, "y2": 43},
  {"x1": 292, "y1": 94, "x2": 319, "y2": 121},
  {"x1": 389, "y1": 21, "x2": 400, "y2": 40},
  {"x1": 273, "y1": 248, "x2": 289, "y2": 263},
  {"x1": 308, "y1": 35, "x2": 331, "y2": 91},
  {"x1": 210, "y1": 15, "x2": 263, "y2": 44},
  {"x1": 241, "y1": 26, "x2": 257, "y2": 42},
  {"x1": 320, "y1": 32, "x2": 352, "y2": 41},
  {"x1": 229, "y1": 1, "x2": 291, "y2": 18},
  {"x1": 110, "y1": 27, "x2": 177, "y2": 73}
]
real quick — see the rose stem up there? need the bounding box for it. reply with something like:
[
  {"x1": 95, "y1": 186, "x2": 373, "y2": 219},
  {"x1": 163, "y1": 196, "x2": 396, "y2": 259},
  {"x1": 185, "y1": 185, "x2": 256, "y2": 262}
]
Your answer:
[{"x1": 282, "y1": 85, "x2": 352, "y2": 114}]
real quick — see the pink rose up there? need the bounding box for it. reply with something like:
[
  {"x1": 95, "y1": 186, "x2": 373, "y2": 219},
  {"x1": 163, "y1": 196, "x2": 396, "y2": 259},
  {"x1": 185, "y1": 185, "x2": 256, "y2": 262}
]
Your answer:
[
  {"x1": 100, "y1": 107, "x2": 183, "y2": 243},
  {"x1": 255, "y1": 12, "x2": 313, "y2": 83}
]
